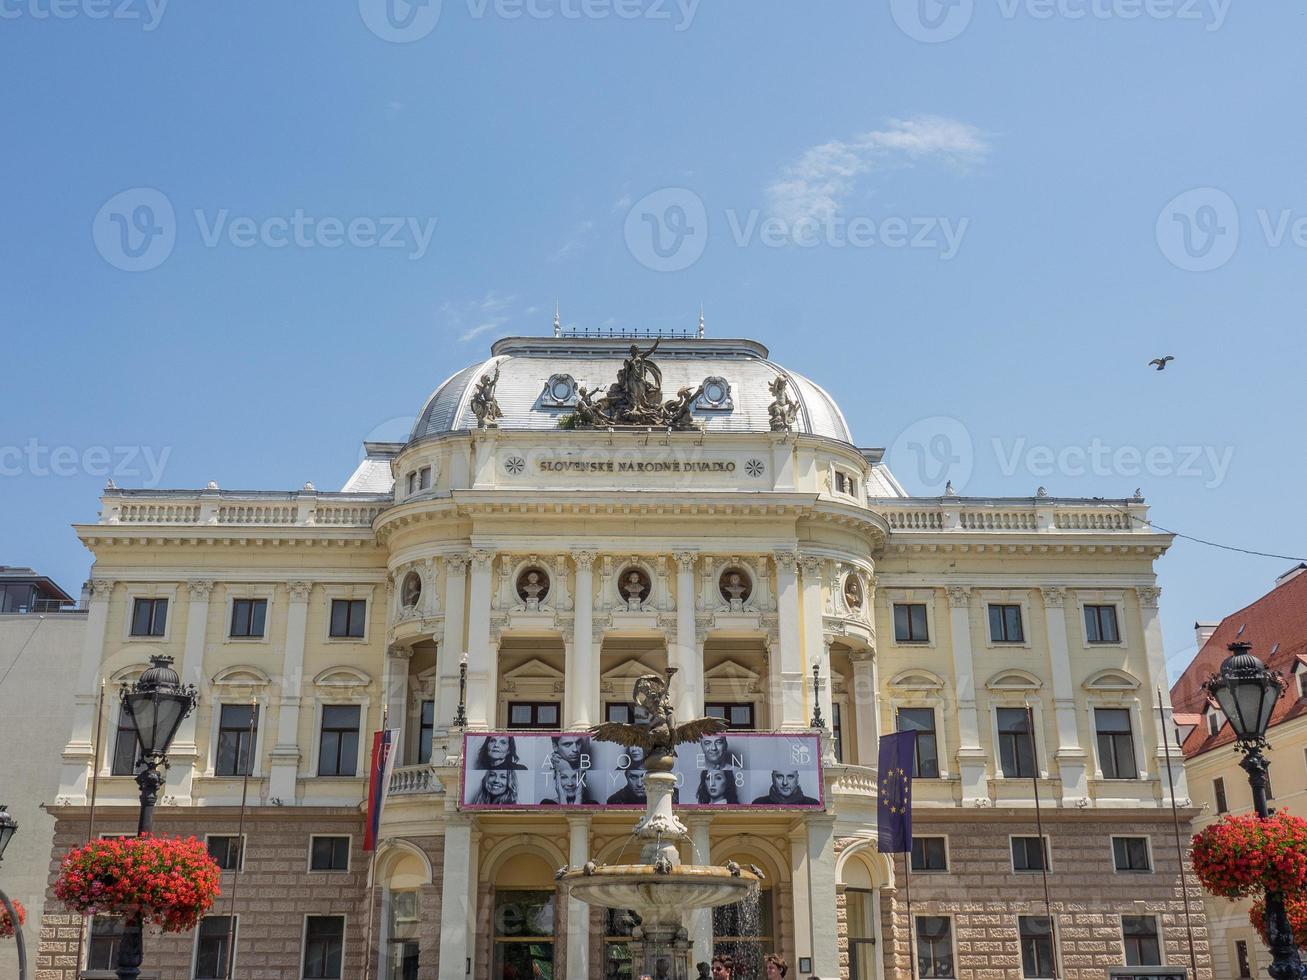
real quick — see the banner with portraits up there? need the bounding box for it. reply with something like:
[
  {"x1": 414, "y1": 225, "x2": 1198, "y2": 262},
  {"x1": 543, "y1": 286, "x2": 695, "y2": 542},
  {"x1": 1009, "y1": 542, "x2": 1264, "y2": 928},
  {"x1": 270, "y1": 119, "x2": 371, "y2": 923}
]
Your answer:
[{"x1": 461, "y1": 731, "x2": 824, "y2": 809}]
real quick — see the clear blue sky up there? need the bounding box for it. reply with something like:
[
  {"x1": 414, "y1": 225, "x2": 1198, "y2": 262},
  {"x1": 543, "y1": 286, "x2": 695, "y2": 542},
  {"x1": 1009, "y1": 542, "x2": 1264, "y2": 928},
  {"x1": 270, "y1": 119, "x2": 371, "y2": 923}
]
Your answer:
[{"x1": 3, "y1": 1, "x2": 1304, "y2": 681}]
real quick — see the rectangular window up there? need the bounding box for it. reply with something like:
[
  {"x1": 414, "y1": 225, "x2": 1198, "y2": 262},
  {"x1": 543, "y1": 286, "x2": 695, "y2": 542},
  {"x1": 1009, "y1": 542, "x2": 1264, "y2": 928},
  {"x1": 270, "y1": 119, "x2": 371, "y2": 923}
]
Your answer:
[
  {"x1": 893, "y1": 602, "x2": 929, "y2": 642},
  {"x1": 705, "y1": 702, "x2": 756, "y2": 730},
  {"x1": 1214, "y1": 777, "x2": 1228, "y2": 813},
  {"x1": 1236, "y1": 939, "x2": 1252, "y2": 977},
  {"x1": 310, "y1": 835, "x2": 351, "y2": 872},
  {"x1": 507, "y1": 701, "x2": 560, "y2": 730},
  {"x1": 1084, "y1": 604, "x2": 1120, "y2": 643},
  {"x1": 206, "y1": 835, "x2": 244, "y2": 872},
  {"x1": 832, "y1": 701, "x2": 843, "y2": 763},
  {"x1": 417, "y1": 700, "x2": 435, "y2": 765},
  {"x1": 386, "y1": 891, "x2": 420, "y2": 980},
  {"x1": 406, "y1": 471, "x2": 416, "y2": 495},
  {"x1": 215, "y1": 704, "x2": 258, "y2": 777},
  {"x1": 846, "y1": 889, "x2": 877, "y2": 980},
  {"x1": 1095, "y1": 708, "x2": 1138, "y2": 780},
  {"x1": 111, "y1": 713, "x2": 139, "y2": 776},
  {"x1": 328, "y1": 598, "x2": 366, "y2": 638},
  {"x1": 229, "y1": 598, "x2": 267, "y2": 638},
  {"x1": 915, "y1": 916, "x2": 955, "y2": 978},
  {"x1": 318, "y1": 705, "x2": 361, "y2": 776},
  {"x1": 1121, "y1": 915, "x2": 1161, "y2": 966},
  {"x1": 988, "y1": 603, "x2": 1024, "y2": 643},
  {"x1": 1011, "y1": 836, "x2": 1049, "y2": 873},
  {"x1": 418, "y1": 467, "x2": 431, "y2": 490},
  {"x1": 605, "y1": 702, "x2": 633, "y2": 724},
  {"x1": 1019, "y1": 916, "x2": 1056, "y2": 978},
  {"x1": 897, "y1": 707, "x2": 940, "y2": 778},
  {"x1": 130, "y1": 596, "x2": 168, "y2": 636},
  {"x1": 1112, "y1": 836, "x2": 1151, "y2": 872},
  {"x1": 494, "y1": 891, "x2": 556, "y2": 980},
  {"x1": 303, "y1": 915, "x2": 345, "y2": 979},
  {"x1": 997, "y1": 707, "x2": 1037, "y2": 778},
  {"x1": 911, "y1": 837, "x2": 948, "y2": 872},
  {"x1": 834, "y1": 471, "x2": 848, "y2": 494},
  {"x1": 1299, "y1": 672, "x2": 1307, "y2": 700},
  {"x1": 1207, "y1": 710, "x2": 1221, "y2": 736},
  {"x1": 86, "y1": 916, "x2": 125, "y2": 970},
  {"x1": 193, "y1": 915, "x2": 236, "y2": 979}
]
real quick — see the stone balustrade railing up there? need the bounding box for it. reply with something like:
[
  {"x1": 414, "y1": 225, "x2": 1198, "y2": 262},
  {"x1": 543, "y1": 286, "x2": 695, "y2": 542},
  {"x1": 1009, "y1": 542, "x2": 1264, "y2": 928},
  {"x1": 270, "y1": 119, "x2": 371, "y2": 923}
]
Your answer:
[
  {"x1": 827, "y1": 763, "x2": 878, "y2": 798},
  {"x1": 389, "y1": 764, "x2": 445, "y2": 796},
  {"x1": 102, "y1": 490, "x2": 390, "y2": 528},
  {"x1": 875, "y1": 498, "x2": 1148, "y2": 533}
]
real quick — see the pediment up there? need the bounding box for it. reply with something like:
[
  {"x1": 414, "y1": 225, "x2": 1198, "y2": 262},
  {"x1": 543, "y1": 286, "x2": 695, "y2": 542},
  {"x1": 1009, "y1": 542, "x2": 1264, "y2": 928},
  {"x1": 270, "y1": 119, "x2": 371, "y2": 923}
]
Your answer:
[
  {"x1": 313, "y1": 665, "x2": 372, "y2": 688},
  {"x1": 1083, "y1": 668, "x2": 1141, "y2": 691},
  {"x1": 888, "y1": 668, "x2": 945, "y2": 691},
  {"x1": 985, "y1": 669, "x2": 1042, "y2": 691},
  {"x1": 502, "y1": 658, "x2": 566, "y2": 681},
  {"x1": 212, "y1": 664, "x2": 272, "y2": 687},
  {"x1": 704, "y1": 659, "x2": 762, "y2": 684}
]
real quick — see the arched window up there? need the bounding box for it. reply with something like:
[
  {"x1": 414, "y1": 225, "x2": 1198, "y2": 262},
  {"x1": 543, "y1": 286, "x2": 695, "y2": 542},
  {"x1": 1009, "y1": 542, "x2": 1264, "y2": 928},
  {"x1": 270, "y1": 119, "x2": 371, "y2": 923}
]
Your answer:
[{"x1": 491, "y1": 854, "x2": 556, "y2": 980}]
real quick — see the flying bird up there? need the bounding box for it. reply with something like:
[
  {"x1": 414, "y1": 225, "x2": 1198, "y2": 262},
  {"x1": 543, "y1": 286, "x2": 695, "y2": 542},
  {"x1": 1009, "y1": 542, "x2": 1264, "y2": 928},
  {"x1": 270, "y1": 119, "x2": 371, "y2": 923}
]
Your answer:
[{"x1": 1148, "y1": 356, "x2": 1175, "y2": 371}]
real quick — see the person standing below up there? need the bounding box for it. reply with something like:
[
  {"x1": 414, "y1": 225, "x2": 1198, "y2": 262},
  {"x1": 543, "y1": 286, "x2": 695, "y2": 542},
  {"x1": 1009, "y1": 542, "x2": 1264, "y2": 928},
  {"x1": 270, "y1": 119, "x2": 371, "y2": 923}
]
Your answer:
[
  {"x1": 763, "y1": 955, "x2": 788, "y2": 980},
  {"x1": 710, "y1": 956, "x2": 733, "y2": 980}
]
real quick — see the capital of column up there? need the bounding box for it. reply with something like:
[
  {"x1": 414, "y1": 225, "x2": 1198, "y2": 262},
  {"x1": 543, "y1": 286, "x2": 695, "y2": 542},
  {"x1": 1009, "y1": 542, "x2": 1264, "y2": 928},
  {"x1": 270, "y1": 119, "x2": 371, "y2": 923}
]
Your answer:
[
  {"x1": 1135, "y1": 585, "x2": 1162, "y2": 608},
  {"x1": 1040, "y1": 586, "x2": 1066, "y2": 608},
  {"x1": 288, "y1": 580, "x2": 313, "y2": 602},
  {"x1": 773, "y1": 551, "x2": 798, "y2": 571},
  {"x1": 849, "y1": 647, "x2": 875, "y2": 665},
  {"x1": 470, "y1": 549, "x2": 495, "y2": 571},
  {"x1": 387, "y1": 644, "x2": 414, "y2": 660},
  {"x1": 945, "y1": 585, "x2": 972, "y2": 608},
  {"x1": 444, "y1": 552, "x2": 469, "y2": 572},
  {"x1": 186, "y1": 579, "x2": 215, "y2": 601},
  {"x1": 571, "y1": 550, "x2": 597, "y2": 571},
  {"x1": 674, "y1": 551, "x2": 697, "y2": 571},
  {"x1": 799, "y1": 554, "x2": 824, "y2": 575},
  {"x1": 89, "y1": 578, "x2": 114, "y2": 600}
]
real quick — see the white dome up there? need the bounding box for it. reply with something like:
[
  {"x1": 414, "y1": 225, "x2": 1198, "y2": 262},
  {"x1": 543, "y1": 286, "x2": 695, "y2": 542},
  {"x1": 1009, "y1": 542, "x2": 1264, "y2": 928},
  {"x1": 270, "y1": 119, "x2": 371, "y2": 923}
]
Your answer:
[{"x1": 410, "y1": 336, "x2": 853, "y2": 444}]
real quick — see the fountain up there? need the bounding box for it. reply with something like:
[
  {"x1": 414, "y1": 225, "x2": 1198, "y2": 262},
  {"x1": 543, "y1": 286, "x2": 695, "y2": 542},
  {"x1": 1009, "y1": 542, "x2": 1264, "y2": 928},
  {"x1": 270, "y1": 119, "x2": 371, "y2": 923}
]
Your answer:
[{"x1": 561, "y1": 671, "x2": 760, "y2": 979}]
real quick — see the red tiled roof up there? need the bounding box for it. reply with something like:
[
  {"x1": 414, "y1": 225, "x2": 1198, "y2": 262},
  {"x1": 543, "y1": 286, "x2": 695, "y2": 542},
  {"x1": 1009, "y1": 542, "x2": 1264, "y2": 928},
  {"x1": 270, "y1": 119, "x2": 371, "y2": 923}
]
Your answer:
[{"x1": 1171, "y1": 570, "x2": 1307, "y2": 759}]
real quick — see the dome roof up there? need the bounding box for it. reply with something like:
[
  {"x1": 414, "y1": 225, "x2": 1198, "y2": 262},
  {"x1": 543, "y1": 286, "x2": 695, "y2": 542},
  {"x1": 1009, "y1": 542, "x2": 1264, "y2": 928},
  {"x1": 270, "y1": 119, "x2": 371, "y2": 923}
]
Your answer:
[{"x1": 410, "y1": 335, "x2": 853, "y2": 443}]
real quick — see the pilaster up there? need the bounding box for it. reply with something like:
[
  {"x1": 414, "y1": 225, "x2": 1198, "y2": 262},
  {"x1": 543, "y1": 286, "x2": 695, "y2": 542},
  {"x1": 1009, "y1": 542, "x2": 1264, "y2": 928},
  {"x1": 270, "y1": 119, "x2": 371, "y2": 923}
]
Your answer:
[
  {"x1": 268, "y1": 579, "x2": 312, "y2": 802},
  {"x1": 945, "y1": 585, "x2": 989, "y2": 804}
]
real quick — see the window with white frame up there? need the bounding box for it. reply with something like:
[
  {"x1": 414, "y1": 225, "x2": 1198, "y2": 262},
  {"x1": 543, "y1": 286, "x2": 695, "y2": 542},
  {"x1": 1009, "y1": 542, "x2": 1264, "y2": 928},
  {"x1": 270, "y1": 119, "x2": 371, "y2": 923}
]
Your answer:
[
  {"x1": 193, "y1": 915, "x2": 236, "y2": 979},
  {"x1": 988, "y1": 603, "x2": 1025, "y2": 643},
  {"x1": 318, "y1": 705, "x2": 361, "y2": 776},
  {"x1": 1214, "y1": 776, "x2": 1228, "y2": 813},
  {"x1": 1121, "y1": 915, "x2": 1161, "y2": 966},
  {"x1": 1207, "y1": 709, "x2": 1222, "y2": 736},
  {"x1": 897, "y1": 707, "x2": 940, "y2": 778},
  {"x1": 86, "y1": 916, "x2": 125, "y2": 970},
  {"x1": 1298, "y1": 669, "x2": 1307, "y2": 700},
  {"x1": 328, "y1": 598, "x2": 367, "y2": 639},
  {"x1": 111, "y1": 709, "x2": 140, "y2": 776},
  {"x1": 303, "y1": 915, "x2": 345, "y2": 979},
  {"x1": 911, "y1": 837, "x2": 948, "y2": 872},
  {"x1": 310, "y1": 835, "x2": 351, "y2": 872},
  {"x1": 1019, "y1": 916, "x2": 1056, "y2": 978},
  {"x1": 1011, "y1": 836, "x2": 1050, "y2": 873},
  {"x1": 997, "y1": 707, "x2": 1037, "y2": 778},
  {"x1": 1094, "y1": 707, "x2": 1139, "y2": 780},
  {"x1": 130, "y1": 596, "x2": 168, "y2": 637},
  {"x1": 893, "y1": 602, "x2": 930, "y2": 643},
  {"x1": 1083, "y1": 603, "x2": 1120, "y2": 644},
  {"x1": 215, "y1": 704, "x2": 258, "y2": 777},
  {"x1": 915, "y1": 916, "x2": 955, "y2": 978},
  {"x1": 205, "y1": 834, "x2": 244, "y2": 872},
  {"x1": 1112, "y1": 836, "x2": 1151, "y2": 873},
  {"x1": 229, "y1": 598, "x2": 267, "y2": 638}
]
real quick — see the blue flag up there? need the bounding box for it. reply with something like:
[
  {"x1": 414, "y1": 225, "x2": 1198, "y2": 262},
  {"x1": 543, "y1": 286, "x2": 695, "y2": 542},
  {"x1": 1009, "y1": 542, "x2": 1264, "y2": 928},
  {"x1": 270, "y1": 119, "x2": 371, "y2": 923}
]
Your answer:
[{"x1": 877, "y1": 730, "x2": 915, "y2": 853}]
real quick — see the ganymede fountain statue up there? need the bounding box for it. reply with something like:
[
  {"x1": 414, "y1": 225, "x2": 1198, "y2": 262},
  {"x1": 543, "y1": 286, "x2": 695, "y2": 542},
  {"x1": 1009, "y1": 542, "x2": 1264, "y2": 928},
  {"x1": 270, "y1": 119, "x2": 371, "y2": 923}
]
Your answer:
[{"x1": 561, "y1": 671, "x2": 761, "y2": 979}]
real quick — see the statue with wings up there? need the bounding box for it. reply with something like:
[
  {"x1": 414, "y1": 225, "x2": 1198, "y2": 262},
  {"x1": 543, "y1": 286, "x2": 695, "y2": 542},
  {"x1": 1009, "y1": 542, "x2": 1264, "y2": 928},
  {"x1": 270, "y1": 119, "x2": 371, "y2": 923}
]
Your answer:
[{"x1": 590, "y1": 670, "x2": 727, "y2": 769}]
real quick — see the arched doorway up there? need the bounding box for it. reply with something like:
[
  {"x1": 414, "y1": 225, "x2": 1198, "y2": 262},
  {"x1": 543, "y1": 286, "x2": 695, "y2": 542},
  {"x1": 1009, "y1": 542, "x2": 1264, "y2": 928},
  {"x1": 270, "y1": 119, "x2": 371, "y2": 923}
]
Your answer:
[
  {"x1": 375, "y1": 842, "x2": 433, "y2": 980},
  {"x1": 491, "y1": 852, "x2": 557, "y2": 980},
  {"x1": 837, "y1": 844, "x2": 890, "y2": 980}
]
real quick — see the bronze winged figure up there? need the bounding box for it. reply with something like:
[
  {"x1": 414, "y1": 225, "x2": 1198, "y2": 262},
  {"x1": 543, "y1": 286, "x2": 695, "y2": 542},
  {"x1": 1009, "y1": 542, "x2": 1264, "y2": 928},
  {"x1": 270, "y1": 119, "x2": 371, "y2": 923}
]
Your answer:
[{"x1": 589, "y1": 672, "x2": 726, "y2": 768}]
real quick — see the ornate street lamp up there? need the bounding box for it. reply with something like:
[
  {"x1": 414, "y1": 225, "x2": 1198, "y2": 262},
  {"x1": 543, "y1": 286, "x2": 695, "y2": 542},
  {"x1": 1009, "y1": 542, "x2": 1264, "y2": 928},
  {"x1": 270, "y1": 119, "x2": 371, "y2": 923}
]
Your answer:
[
  {"x1": 1204, "y1": 641, "x2": 1303, "y2": 979},
  {"x1": 0, "y1": 805, "x2": 28, "y2": 980},
  {"x1": 810, "y1": 662, "x2": 826, "y2": 730},
  {"x1": 115, "y1": 655, "x2": 197, "y2": 980}
]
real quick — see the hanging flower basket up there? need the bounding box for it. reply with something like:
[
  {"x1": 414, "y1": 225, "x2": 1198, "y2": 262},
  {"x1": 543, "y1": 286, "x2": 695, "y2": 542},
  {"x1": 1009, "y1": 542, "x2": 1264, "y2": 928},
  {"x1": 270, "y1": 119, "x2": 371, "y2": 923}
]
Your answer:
[
  {"x1": 0, "y1": 898, "x2": 25, "y2": 938},
  {"x1": 1191, "y1": 811, "x2": 1307, "y2": 900},
  {"x1": 1249, "y1": 894, "x2": 1307, "y2": 948},
  {"x1": 53, "y1": 834, "x2": 221, "y2": 933}
]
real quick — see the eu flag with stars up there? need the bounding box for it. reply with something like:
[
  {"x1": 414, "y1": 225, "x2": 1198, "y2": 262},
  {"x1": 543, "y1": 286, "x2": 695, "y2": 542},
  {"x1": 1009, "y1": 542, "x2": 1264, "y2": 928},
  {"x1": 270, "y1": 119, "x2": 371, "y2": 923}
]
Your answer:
[{"x1": 877, "y1": 730, "x2": 915, "y2": 854}]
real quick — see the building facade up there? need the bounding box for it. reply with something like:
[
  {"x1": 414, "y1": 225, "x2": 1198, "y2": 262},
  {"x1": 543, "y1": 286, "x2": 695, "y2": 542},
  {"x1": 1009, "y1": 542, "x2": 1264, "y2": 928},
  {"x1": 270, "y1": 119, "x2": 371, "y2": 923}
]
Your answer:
[
  {"x1": 36, "y1": 332, "x2": 1210, "y2": 979},
  {"x1": 0, "y1": 567, "x2": 84, "y2": 959},
  {"x1": 1171, "y1": 567, "x2": 1307, "y2": 979}
]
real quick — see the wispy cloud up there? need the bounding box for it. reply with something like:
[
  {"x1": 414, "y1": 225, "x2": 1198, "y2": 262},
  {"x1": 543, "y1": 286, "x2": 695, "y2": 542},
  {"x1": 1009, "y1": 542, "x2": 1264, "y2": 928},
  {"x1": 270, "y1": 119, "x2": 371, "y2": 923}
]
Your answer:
[
  {"x1": 766, "y1": 115, "x2": 991, "y2": 225},
  {"x1": 552, "y1": 220, "x2": 596, "y2": 262},
  {"x1": 441, "y1": 291, "x2": 519, "y2": 342}
]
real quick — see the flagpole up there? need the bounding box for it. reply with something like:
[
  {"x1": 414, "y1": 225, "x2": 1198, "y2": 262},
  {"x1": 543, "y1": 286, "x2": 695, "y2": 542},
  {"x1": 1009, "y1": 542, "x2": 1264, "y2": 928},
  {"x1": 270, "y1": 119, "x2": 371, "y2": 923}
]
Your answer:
[
  {"x1": 1026, "y1": 703, "x2": 1059, "y2": 979},
  {"x1": 362, "y1": 706, "x2": 388, "y2": 980},
  {"x1": 75, "y1": 681, "x2": 107, "y2": 975},
  {"x1": 224, "y1": 696, "x2": 257, "y2": 980},
  {"x1": 902, "y1": 850, "x2": 915, "y2": 977},
  {"x1": 1158, "y1": 687, "x2": 1199, "y2": 979}
]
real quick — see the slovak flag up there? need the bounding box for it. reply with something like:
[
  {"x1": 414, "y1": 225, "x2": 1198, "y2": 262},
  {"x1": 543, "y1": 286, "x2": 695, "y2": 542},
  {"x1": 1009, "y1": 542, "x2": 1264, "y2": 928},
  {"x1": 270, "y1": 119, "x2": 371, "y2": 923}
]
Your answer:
[{"x1": 363, "y1": 729, "x2": 399, "y2": 852}]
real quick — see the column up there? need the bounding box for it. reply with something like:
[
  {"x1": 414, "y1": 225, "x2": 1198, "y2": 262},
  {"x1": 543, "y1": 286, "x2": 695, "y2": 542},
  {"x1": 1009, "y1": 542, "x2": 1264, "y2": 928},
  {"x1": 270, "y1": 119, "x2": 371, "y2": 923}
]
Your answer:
[
  {"x1": 269, "y1": 580, "x2": 312, "y2": 802},
  {"x1": 57, "y1": 578, "x2": 113, "y2": 801},
  {"x1": 1137, "y1": 586, "x2": 1188, "y2": 801},
  {"x1": 570, "y1": 551, "x2": 597, "y2": 729},
  {"x1": 465, "y1": 550, "x2": 495, "y2": 730},
  {"x1": 800, "y1": 558, "x2": 827, "y2": 731},
  {"x1": 170, "y1": 579, "x2": 214, "y2": 803},
  {"x1": 687, "y1": 815, "x2": 714, "y2": 964},
  {"x1": 565, "y1": 815, "x2": 591, "y2": 980},
  {"x1": 384, "y1": 646, "x2": 411, "y2": 762},
  {"x1": 774, "y1": 552, "x2": 806, "y2": 729},
  {"x1": 946, "y1": 586, "x2": 989, "y2": 804},
  {"x1": 438, "y1": 555, "x2": 468, "y2": 729},
  {"x1": 850, "y1": 650, "x2": 879, "y2": 768},
  {"x1": 1041, "y1": 587, "x2": 1088, "y2": 803},
  {"x1": 789, "y1": 825, "x2": 813, "y2": 963},
  {"x1": 438, "y1": 813, "x2": 473, "y2": 980},
  {"x1": 672, "y1": 553, "x2": 704, "y2": 718},
  {"x1": 807, "y1": 815, "x2": 839, "y2": 979}
]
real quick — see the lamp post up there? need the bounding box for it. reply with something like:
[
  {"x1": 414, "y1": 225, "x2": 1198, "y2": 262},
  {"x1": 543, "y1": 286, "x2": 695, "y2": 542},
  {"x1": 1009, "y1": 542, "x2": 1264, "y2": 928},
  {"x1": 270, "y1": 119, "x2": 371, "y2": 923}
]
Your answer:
[
  {"x1": 115, "y1": 655, "x2": 197, "y2": 980},
  {"x1": 0, "y1": 805, "x2": 28, "y2": 980},
  {"x1": 452, "y1": 652, "x2": 469, "y2": 729},
  {"x1": 1204, "y1": 641, "x2": 1303, "y2": 980},
  {"x1": 810, "y1": 662, "x2": 826, "y2": 730}
]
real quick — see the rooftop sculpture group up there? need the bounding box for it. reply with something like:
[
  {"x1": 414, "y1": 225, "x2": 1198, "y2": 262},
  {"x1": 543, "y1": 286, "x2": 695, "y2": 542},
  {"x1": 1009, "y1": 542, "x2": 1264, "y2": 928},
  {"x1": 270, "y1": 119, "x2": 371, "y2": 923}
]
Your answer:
[{"x1": 567, "y1": 340, "x2": 705, "y2": 431}]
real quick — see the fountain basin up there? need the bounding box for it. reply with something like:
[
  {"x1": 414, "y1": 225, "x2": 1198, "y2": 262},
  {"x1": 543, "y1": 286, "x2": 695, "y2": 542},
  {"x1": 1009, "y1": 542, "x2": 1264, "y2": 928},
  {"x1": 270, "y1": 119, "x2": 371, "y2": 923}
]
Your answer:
[{"x1": 563, "y1": 865, "x2": 758, "y2": 925}]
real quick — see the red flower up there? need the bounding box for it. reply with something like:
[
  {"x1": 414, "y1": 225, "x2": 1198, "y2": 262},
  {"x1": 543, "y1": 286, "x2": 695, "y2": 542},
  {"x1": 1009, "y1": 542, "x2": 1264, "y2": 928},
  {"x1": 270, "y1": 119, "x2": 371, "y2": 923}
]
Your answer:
[
  {"x1": 1192, "y1": 811, "x2": 1307, "y2": 900},
  {"x1": 0, "y1": 899, "x2": 25, "y2": 939},
  {"x1": 53, "y1": 835, "x2": 221, "y2": 934},
  {"x1": 1249, "y1": 894, "x2": 1307, "y2": 949}
]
